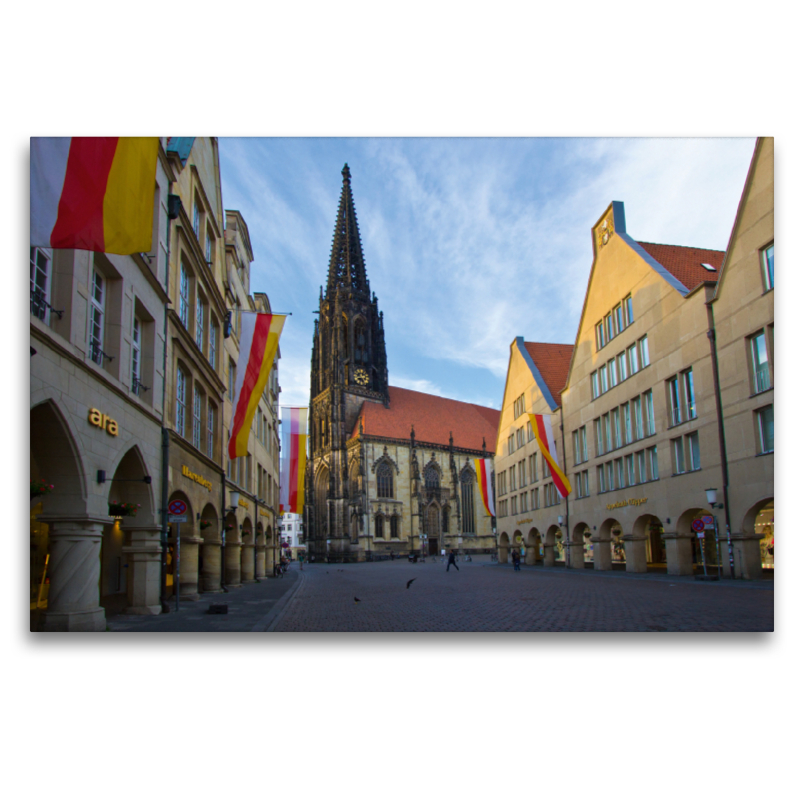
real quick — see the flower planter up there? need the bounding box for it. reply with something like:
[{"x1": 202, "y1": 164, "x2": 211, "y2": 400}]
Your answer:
[
  {"x1": 30, "y1": 479, "x2": 54, "y2": 499},
  {"x1": 108, "y1": 502, "x2": 140, "y2": 518}
]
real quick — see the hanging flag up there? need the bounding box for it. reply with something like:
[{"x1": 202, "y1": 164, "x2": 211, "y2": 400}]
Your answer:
[
  {"x1": 228, "y1": 313, "x2": 286, "y2": 459},
  {"x1": 474, "y1": 458, "x2": 496, "y2": 517},
  {"x1": 529, "y1": 413, "x2": 572, "y2": 498},
  {"x1": 280, "y1": 407, "x2": 308, "y2": 515},
  {"x1": 31, "y1": 136, "x2": 159, "y2": 254}
]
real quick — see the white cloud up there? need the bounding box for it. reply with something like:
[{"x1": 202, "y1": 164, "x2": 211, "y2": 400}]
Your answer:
[{"x1": 391, "y1": 376, "x2": 445, "y2": 397}]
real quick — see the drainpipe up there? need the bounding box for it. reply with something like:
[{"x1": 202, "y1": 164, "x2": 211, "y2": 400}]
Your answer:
[
  {"x1": 220, "y1": 466, "x2": 228, "y2": 592},
  {"x1": 706, "y1": 302, "x2": 736, "y2": 578},
  {"x1": 159, "y1": 192, "x2": 181, "y2": 613},
  {"x1": 559, "y1": 407, "x2": 570, "y2": 568}
]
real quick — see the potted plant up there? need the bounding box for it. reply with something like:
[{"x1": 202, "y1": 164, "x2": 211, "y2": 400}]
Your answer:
[
  {"x1": 108, "y1": 501, "x2": 141, "y2": 517},
  {"x1": 199, "y1": 519, "x2": 213, "y2": 531},
  {"x1": 31, "y1": 478, "x2": 54, "y2": 499}
]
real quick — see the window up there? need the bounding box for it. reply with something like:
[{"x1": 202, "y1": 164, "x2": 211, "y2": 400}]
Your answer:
[
  {"x1": 683, "y1": 368, "x2": 697, "y2": 419},
  {"x1": 615, "y1": 458, "x2": 625, "y2": 489},
  {"x1": 624, "y1": 295, "x2": 634, "y2": 327},
  {"x1": 614, "y1": 304, "x2": 624, "y2": 337},
  {"x1": 672, "y1": 437, "x2": 685, "y2": 475},
  {"x1": 626, "y1": 454, "x2": 636, "y2": 486},
  {"x1": 668, "y1": 376, "x2": 682, "y2": 426},
  {"x1": 530, "y1": 453, "x2": 538, "y2": 483},
  {"x1": 750, "y1": 331, "x2": 771, "y2": 394},
  {"x1": 179, "y1": 261, "x2": 190, "y2": 328},
  {"x1": 511, "y1": 495, "x2": 518, "y2": 515},
  {"x1": 591, "y1": 371, "x2": 599, "y2": 399},
  {"x1": 516, "y1": 428, "x2": 524, "y2": 449},
  {"x1": 498, "y1": 471, "x2": 506, "y2": 496},
  {"x1": 531, "y1": 488, "x2": 539, "y2": 510},
  {"x1": 209, "y1": 320, "x2": 217, "y2": 370},
  {"x1": 507, "y1": 433, "x2": 515, "y2": 456},
  {"x1": 633, "y1": 396, "x2": 643, "y2": 440},
  {"x1": 688, "y1": 431, "x2": 701, "y2": 471},
  {"x1": 637, "y1": 450, "x2": 646, "y2": 484},
  {"x1": 195, "y1": 291, "x2": 204, "y2": 350},
  {"x1": 513, "y1": 393, "x2": 526, "y2": 418},
  {"x1": 527, "y1": 420, "x2": 534, "y2": 441},
  {"x1": 622, "y1": 402, "x2": 632, "y2": 445},
  {"x1": 176, "y1": 367, "x2": 186, "y2": 436},
  {"x1": 761, "y1": 243, "x2": 774, "y2": 291},
  {"x1": 756, "y1": 405, "x2": 774, "y2": 454},
  {"x1": 229, "y1": 359, "x2": 236, "y2": 400},
  {"x1": 599, "y1": 364, "x2": 608, "y2": 394},
  {"x1": 597, "y1": 464, "x2": 606, "y2": 493},
  {"x1": 576, "y1": 470, "x2": 589, "y2": 498},
  {"x1": 509, "y1": 465, "x2": 517, "y2": 492},
  {"x1": 611, "y1": 407, "x2": 621, "y2": 449},
  {"x1": 605, "y1": 313, "x2": 613, "y2": 342},
  {"x1": 424, "y1": 466, "x2": 440, "y2": 491},
  {"x1": 628, "y1": 343, "x2": 639, "y2": 375},
  {"x1": 207, "y1": 404, "x2": 215, "y2": 457},
  {"x1": 374, "y1": 515, "x2": 384, "y2": 539},
  {"x1": 603, "y1": 413, "x2": 612, "y2": 454},
  {"x1": 595, "y1": 418, "x2": 605, "y2": 456},
  {"x1": 193, "y1": 197, "x2": 201, "y2": 238},
  {"x1": 205, "y1": 227, "x2": 213, "y2": 264},
  {"x1": 89, "y1": 269, "x2": 105, "y2": 365},
  {"x1": 573, "y1": 426, "x2": 587, "y2": 465},
  {"x1": 596, "y1": 322, "x2": 606, "y2": 351},
  {"x1": 617, "y1": 352, "x2": 627, "y2": 382},
  {"x1": 30, "y1": 247, "x2": 51, "y2": 322},
  {"x1": 543, "y1": 454, "x2": 551, "y2": 479},
  {"x1": 391, "y1": 516, "x2": 400, "y2": 539},
  {"x1": 193, "y1": 386, "x2": 202, "y2": 449},
  {"x1": 461, "y1": 471, "x2": 476, "y2": 534},
  {"x1": 606, "y1": 461, "x2": 614, "y2": 491},
  {"x1": 376, "y1": 462, "x2": 393, "y2": 498},
  {"x1": 644, "y1": 390, "x2": 655, "y2": 436},
  {"x1": 648, "y1": 446, "x2": 659, "y2": 481},
  {"x1": 131, "y1": 316, "x2": 142, "y2": 392},
  {"x1": 639, "y1": 335, "x2": 650, "y2": 368},
  {"x1": 519, "y1": 459, "x2": 527, "y2": 488},
  {"x1": 608, "y1": 358, "x2": 618, "y2": 388}
]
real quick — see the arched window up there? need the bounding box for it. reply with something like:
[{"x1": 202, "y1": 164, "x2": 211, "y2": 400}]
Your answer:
[
  {"x1": 374, "y1": 515, "x2": 384, "y2": 539},
  {"x1": 376, "y1": 461, "x2": 393, "y2": 498},
  {"x1": 442, "y1": 508, "x2": 449, "y2": 533},
  {"x1": 390, "y1": 515, "x2": 400, "y2": 539},
  {"x1": 354, "y1": 319, "x2": 367, "y2": 365},
  {"x1": 424, "y1": 465, "x2": 440, "y2": 491},
  {"x1": 461, "y1": 469, "x2": 476, "y2": 534}
]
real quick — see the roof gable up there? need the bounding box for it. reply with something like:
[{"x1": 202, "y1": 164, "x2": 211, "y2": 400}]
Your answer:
[
  {"x1": 635, "y1": 241, "x2": 724, "y2": 293},
  {"x1": 353, "y1": 386, "x2": 500, "y2": 453},
  {"x1": 521, "y1": 340, "x2": 574, "y2": 409}
]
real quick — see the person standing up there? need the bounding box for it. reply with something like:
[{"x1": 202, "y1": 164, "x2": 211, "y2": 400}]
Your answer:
[
  {"x1": 446, "y1": 549, "x2": 459, "y2": 572},
  {"x1": 512, "y1": 549, "x2": 521, "y2": 571}
]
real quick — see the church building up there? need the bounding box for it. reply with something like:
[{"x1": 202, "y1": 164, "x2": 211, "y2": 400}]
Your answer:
[{"x1": 305, "y1": 165, "x2": 499, "y2": 562}]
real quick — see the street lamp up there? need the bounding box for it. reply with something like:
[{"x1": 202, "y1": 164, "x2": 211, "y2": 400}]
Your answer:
[{"x1": 706, "y1": 487, "x2": 735, "y2": 579}]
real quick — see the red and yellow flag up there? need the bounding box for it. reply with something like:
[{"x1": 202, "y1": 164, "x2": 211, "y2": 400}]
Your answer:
[
  {"x1": 280, "y1": 407, "x2": 308, "y2": 515},
  {"x1": 529, "y1": 413, "x2": 572, "y2": 498},
  {"x1": 474, "y1": 458, "x2": 496, "y2": 517},
  {"x1": 228, "y1": 313, "x2": 286, "y2": 459},
  {"x1": 31, "y1": 137, "x2": 159, "y2": 254}
]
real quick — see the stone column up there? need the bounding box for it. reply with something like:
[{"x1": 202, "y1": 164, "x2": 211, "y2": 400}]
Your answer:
[
  {"x1": 177, "y1": 536, "x2": 203, "y2": 600},
  {"x1": 663, "y1": 532, "x2": 693, "y2": 576},
  {"x1": 38, "y1": 517, "x2": 106, "y2": 632},
  {"x1": 241, "y1": 544, "x2": 256, "y2": 583},
  {"x1": 498, "y1": 544, "x2": 508, "y2": 564},
  {"x1": 255, "y1": 545, "x2": 266, "y2": 579},
  {"x1": 201, "y1": 539, "x2": 223, "y2": 593},
  {"x1": 732, "y1": 533, "x2": 764, "y2": 580},
  {"x1": 225, "y1": 543, "x2": 242, "y2": 587},
  {"x1": 623, "y1": 535, "x2": 648, "y2": 573},
  {"x1": 542, "y1": 542, "x2": 556, "y2": 568},
  {"x1": 524, "y1": 546, "x2": 537, "y2": 566},
  {"x1": 592, "y1": 535, "x2": 612, "y2": 570},
  {"x1": 567, "y1": 540, "x2": 585, "y2": 570},
  {"x1": 122, "y1": 525, "x2": 162, "y2": 614}
]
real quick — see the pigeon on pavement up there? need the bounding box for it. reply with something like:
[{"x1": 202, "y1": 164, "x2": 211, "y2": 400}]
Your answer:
[{"x1": 406, "y1": 579, "x2": 417, "y2": 589}]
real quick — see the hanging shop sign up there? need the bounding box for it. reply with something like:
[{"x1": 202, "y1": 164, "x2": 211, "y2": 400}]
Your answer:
[
  {"x1": 606, "y1": 497, "x2": 648, "y2": 511},
  {"x1": 181, "y1": 465, "x2": 213, "y2": 492},
  {"x1": 88, "y1": 407, "x2": 118, "y2": 436}
]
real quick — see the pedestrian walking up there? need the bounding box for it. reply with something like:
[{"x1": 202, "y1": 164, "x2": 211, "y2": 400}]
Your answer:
[
  {"x1": 299, "y1": 552, "x2": 305, "y2": 571},
  {"x1": 446, "y1": 549, "x2": 459, "y2": 572},
  {"x1": 512, "y1": 549, "x2": 521, "y2": 571}
]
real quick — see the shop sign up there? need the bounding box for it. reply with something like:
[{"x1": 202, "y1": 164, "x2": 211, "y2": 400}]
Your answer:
[
  {"x1": 88, "y1": 407, "x2": 118, "y2": 436},
  {"x1": 606, "y1": 497, "x2": 648, "y2": 511},
  {"x1": 517, "y1": 518, "x2": 533, "y2": 525},
  {"x1": 258, "y1": 508, "x2": 270, "y2": 518},
  {"x1": 181, "y1": 465, "x2": 212, "y2": 492},
  {"x1": 238, "y1": 497, "x2": 249, "y2": 509}
]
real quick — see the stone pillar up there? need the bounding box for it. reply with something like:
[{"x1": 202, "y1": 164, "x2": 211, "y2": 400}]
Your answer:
[
  {"x1": 524, "y1": 546, "x2": 537, "y2": 566},
  {"x1": 623, "y1": 535, "x2": 648, "y2": 573},
  {"x1": 39, "y1": 518, "x2": 106, "y2": 632},
  {"x1": 664, "y1": 532, "x2": 693, "y2": 576},
  {"x1": 255, "y1": 545, "x2": 266, "y2": 579},
  {"x1": 592, "y1": 536, "x2": 612, "y2": 570},
  {"x1": 201, "y1": 540, "x2": 223, "y2": 593},
  {"x1": 177, "y1": 536, "x2": 203, "y2": 600},
  {"x1": 241, "y1": 544, "x2": 256, "y2": 583},
  {"x1": 498, "y1": 545, "x2": 508, "y2": 564},
  {"x1": 122, "y1": 525, "x2": 162, "y2": 614},
  {"x1": 225, "y1": 543, "x2": 242, "y2": 587},
  {"x1": 567, "y1": 540, "x2": 585, "y2": 570},
  {"x1": 543, "y1": 543, "x2": 556, "y2": 568},
  {"x1": 733, "y1": 533, "x2": 764, "y2": 580}
]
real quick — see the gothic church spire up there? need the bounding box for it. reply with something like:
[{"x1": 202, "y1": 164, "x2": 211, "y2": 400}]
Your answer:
[{"x1": 326, "y1": 164, "x2": 369, "y2": 297}]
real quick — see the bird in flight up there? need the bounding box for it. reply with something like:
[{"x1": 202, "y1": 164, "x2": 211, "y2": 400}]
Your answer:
[
  {"x1": 406, "y1": 579, "x2": 417, "y2": 589},
  {"x1": 354, "y1": 597, "x2": 361, "y2": 603}
]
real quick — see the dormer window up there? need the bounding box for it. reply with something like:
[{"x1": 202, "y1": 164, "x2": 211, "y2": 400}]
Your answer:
[{"x1": 700, "y1": 263, "x2": 716, "y2": 272}]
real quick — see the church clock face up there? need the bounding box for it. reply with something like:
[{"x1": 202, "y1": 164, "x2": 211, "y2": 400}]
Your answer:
[{"x1": 354, "y1": 368, "x2": 369, "y2": 386}]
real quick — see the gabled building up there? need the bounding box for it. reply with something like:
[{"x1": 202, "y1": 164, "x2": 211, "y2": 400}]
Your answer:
[{"x1": 305, "y1": 165, "x2": 499, "y2": 561}]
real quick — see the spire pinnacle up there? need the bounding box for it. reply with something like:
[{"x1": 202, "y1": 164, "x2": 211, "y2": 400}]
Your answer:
[{"x1": 326, "y1": 164, "x2": 369, "y2": 297}]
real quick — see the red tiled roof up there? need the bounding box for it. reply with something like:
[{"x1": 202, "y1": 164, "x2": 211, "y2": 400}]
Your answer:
[
  {"x1": 523, "y1": 342, "x2": 574, "y2": 408},
  {"x1": 636, "y1": 241, "x2": 724, "y2": 293},
  {"x1": 352, "y1": 386, "x2": 500, "y2": 453}
]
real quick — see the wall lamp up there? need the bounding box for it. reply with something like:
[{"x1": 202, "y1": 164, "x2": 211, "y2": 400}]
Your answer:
[{"x1": 705, "y1": 488, "x2": 724, "y2": 509}]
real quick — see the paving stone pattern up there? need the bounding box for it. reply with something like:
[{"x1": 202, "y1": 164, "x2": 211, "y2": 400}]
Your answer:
[{"x1": 272, "y1": 559, "x2": 774, "y2": 632}]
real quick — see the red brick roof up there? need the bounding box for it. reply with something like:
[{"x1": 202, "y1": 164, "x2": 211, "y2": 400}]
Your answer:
[
  {"x1": 523, "y1": 342, "x2": 574, "y2": 408},
  {"x1": 352, "y1": 386, "x2": 500, "y2": 453},
  {"x1": 636, "y1": 241, "x2": 724, "y2": 293}
]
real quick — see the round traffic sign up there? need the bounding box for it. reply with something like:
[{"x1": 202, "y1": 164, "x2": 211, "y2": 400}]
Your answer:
[
  {"x1": 691, "y1": 518, "x2": 705, "y2": 533},
  {"x1": 169, "y1": 499, "x2": 188, "y2": 515}
]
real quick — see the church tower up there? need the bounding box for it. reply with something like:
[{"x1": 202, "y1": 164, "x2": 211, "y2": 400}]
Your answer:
[{"x1": 306, "y1": 164, "x2": 388, "y2": 560}]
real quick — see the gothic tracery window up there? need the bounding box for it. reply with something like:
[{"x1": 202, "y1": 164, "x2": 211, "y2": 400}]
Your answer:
[
  {"x1": 424, "y1": 465, "x2": 440, "y2": 491},
  {"x1": 442, "y1": 508, "x2": 449, "y2": 533},
  {"x1": 390, "y1": 515, "x2": 400, "y2": 539},
  {"x1": 374, "y1": 515, "x2": 384, "y2": 539},
  {"x1": 354, "y1": 319, "x2": 367, "y2": 365},
  {"x1": 461, "y1": 469, "x2": 476, "y2": 534},
  {"x1": 376, "y1": 461, "x2": 393, "y2": 498}
]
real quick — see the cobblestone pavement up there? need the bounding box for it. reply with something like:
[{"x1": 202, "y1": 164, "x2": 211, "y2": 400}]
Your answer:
[{"x1": 271, "y1": 559, "x2": 774, "y2": 632}]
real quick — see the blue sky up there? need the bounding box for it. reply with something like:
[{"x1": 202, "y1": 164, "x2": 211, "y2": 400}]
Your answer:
[{"x1": 219, "y1": 137, "x2": 756, "y2": 412}]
